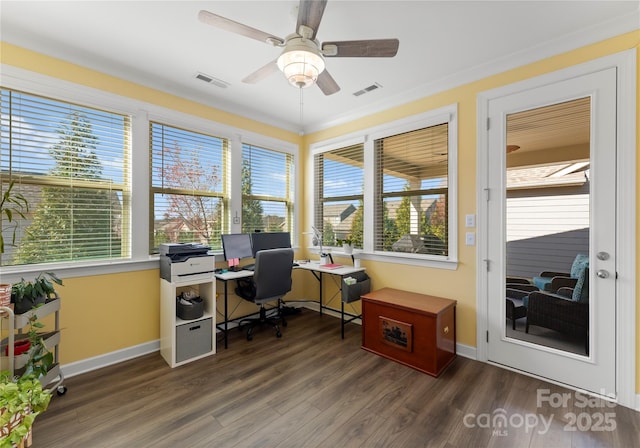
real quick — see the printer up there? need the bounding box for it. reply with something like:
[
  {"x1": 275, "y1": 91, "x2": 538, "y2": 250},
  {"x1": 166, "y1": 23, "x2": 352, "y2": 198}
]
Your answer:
[{"x1": 160, "y1": 243, "x2": 215, "y2": 283}]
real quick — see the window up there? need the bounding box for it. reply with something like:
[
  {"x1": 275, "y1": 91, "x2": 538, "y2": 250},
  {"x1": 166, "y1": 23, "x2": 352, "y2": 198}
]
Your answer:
[
  {"x1": 314, "y1": 143, "x2": 364, "y2": 248},
  {"x1": 375, "y1": 124, "x2": 449, "y2": 256},
  {"x1": 149, "y1": 122, "x2": 228, "y2": 252},
  {"x1": 312, "y1": 105, "x2": 457, "y2": 266},
  {"x1": 0, "y1": 89, "x2": 131, "y2": 266},
  {"x1": 241, "y1": 143, "x2": 294, "y2": 234}
]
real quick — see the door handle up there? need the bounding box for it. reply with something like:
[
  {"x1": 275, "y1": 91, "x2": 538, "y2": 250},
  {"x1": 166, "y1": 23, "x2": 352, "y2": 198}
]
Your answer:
[{"x1": 596, "y1": 270, "x2": 609, "y2": 279}]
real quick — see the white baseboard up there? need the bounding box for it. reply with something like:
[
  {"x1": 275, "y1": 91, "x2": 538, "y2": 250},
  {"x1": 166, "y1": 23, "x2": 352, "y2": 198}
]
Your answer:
[
  {"x1": 61, "y1": 340, "x2": 159, "y2": 379},
  {"x1": 636, "y1": 393, "x2": 640, "y2": 412},
  {"x1": 455, "y1": 343, "x2": 477, "y2": 360}
]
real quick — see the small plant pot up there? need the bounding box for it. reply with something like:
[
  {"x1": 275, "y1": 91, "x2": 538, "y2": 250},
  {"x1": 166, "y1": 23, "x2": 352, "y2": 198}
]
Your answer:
[
  {"x1": 343, "y1": 244, "x2": 353, "y2": 255},
  {"x1": 5, "y1": 339, "x2": 31, "y2": 356},
  {"x1": 12, "y1": 295, "x2": 47, "y2": 315}
]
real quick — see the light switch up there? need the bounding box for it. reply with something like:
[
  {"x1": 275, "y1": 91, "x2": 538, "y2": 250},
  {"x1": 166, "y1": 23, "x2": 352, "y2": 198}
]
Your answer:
[
  {"x1": 465, "y1": 214, "x2": 476, "y2": 228},
  {"x1": 465, "y1": 232, "x2": 475, "y2": 246}
]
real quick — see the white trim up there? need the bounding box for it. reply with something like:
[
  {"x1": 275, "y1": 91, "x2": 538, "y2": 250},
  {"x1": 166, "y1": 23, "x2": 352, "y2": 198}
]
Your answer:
[
  {"x1": 61, "y1": 340, "x2": 160, "y2": 379},
  {"x1": 476, "y1": 49, "x2": 636, "y2": 409},
  {"x1": 308, "y1": 105, "x2": 459, "y2": 269}
]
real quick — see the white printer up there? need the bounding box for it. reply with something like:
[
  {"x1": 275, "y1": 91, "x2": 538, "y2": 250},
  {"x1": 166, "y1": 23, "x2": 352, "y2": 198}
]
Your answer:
[{"x1": 159, "y1": 243, "x2": 215, "y2": 283}]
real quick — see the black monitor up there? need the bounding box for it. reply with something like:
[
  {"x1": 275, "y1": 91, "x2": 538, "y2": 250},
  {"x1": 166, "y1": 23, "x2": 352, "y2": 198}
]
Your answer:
[
  {"x1": 250, "y1": 231, "x2": 291, "y2": 257},
  {"x1": 221, "y1": 233, "x2": 253, "y2": 261}
]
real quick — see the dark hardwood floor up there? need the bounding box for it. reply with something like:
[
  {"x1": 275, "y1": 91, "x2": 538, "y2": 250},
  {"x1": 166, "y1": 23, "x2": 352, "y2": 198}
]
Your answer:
[{"x1": 35, "y1": 310, "x2": 640, "y2": 447}]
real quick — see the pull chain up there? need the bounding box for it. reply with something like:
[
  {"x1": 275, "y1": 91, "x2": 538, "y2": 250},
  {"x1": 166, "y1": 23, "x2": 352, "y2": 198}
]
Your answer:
[{"x1": 299, "y1": 87, "x2": 304, "y2": 132}]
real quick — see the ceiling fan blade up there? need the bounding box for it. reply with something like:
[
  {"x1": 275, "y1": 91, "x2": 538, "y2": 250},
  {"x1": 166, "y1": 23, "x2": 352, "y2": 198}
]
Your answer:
[
  {"x1": 198, "y1": 10, "x2": 284, "y2": 45},
  {"x1": 317, "y1": 70, "x2": 340, "y2": 96},
  {"x1": 296, "y1": 0, "x2": 327, "y2": 39},
  {"x1": 322, "y1": 39, "x2": 399, "y2": 58},
  {"x1": 242, "y1": 60, "x2": 279, "y2": 84}
]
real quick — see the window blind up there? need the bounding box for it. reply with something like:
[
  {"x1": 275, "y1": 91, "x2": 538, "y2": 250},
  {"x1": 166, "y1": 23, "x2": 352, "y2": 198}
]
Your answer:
[
  {"x1": 149, "y1": 122, "x2": 228, "y2": 252},
  {"x1": 241, "y1": 144, "x2": 294, "y2": 234},
  {"x1": 0, "y1": 89, "x2": 130, "y2": 266},
  {"x1": 374, "y1": 123, "x2": 449, "y2": 255},
  {"x1": 314, "y1": 143, "x2": 364, "y2": 248}
]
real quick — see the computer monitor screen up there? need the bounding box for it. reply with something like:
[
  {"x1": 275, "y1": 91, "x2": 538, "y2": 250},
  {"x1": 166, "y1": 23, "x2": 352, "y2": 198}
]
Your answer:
[
  {"x1": 250, "y1": 232, "x2": 291, "y2": 257},
  {"x1": 221, "y1": 233, "x2": 253, "y2": 261}
]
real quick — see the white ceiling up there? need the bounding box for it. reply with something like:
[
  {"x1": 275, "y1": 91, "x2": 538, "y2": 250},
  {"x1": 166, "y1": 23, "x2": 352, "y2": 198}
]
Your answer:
[{"x1": 1, "y1": 1, "x2": 638, "y2": 134}]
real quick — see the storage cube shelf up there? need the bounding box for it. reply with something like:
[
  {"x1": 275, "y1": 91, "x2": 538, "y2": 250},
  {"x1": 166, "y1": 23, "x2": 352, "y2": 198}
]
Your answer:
[{"x1": 160, "y1": 277, "x2": 216, "y2": 367}]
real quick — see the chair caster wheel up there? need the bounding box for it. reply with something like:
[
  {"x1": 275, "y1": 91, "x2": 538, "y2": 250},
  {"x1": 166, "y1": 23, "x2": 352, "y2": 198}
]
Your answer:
[
  {"x1": 247, "y1": 334, "x2": 253, "y2": 341},
  {"x1": 57, "y1": 386, "x2": 67, "y2": 396},
  {"x1": 276, "y1": 331, "x2": 282, "y2": 338}
]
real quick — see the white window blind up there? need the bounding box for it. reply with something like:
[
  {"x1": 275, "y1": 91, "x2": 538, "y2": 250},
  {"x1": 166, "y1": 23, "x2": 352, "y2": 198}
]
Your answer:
[
  {"x1": 374, "y1": 124, "x2": 449, "y2": 256},
  {"x1": 241, "y1": 144, "x2": 294, "y2": 234},
  {"x1": 149, "y1": 122, "x2": 228, "y2": 252},
  {"x1": 314, "y1": 143, "x2": 364, "y2": 248},
  {"x1": 0, "y1": 89, "x2": 131, "y2": 266}
]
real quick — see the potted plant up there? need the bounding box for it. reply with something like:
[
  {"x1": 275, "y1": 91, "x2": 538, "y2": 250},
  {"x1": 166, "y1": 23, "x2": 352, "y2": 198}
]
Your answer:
[
  {"x1": 11, "y1": 272, "x2": 63, "y2": 315},
  {"x1": 337, "y1": 237, "x2": 354, "y2": 255},
  {"x1": 0, "y1": 180, "x2": 29, "y2": 307},
  {"x1": 1, "y1": 310, "x2": 54, "y2": 447},
  {"x1": 0, "y1": 371, "x2": 51, "y2": 448}
]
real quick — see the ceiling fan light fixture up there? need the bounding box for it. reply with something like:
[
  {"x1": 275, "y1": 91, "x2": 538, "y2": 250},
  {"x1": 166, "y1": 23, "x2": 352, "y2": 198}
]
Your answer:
[{"x1": 277, "y1": 38, "x2": 325, "y2": 89}]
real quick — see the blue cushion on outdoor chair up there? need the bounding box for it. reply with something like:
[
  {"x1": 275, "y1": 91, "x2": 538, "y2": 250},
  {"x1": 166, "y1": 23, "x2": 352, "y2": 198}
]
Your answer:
[
  {"x1": 572, "y1": 267, "x2": 589, "y2": 303},
  {"x1": 532, "y1": 253, "x2": 589, "y2": 291}
]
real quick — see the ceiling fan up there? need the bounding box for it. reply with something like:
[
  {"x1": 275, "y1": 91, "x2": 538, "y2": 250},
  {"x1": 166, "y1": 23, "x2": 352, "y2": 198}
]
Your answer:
[{"x1": 198, "y1": 0, "x2": 399, "y2": 95}]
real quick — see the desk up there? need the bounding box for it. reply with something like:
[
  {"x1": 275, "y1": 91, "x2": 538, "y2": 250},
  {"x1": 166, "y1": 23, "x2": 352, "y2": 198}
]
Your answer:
[
  {"x1": 215, "y1": 261, "x2": 366, "y2": 348},
  {"x1": 295, "y1": 262, "x2": 366, "y2": 339}
]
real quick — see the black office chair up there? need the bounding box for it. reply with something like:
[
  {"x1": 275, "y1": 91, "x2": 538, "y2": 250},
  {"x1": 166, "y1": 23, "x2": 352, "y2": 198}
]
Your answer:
[{"x1": 236, "y1": 248, "x2": 294, "y2": 341}]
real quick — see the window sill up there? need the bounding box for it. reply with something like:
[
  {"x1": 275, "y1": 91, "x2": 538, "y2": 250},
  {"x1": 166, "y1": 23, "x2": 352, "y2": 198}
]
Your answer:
[
  {"x1": 0, "y1": 258, "x2": 161, "y2": 284},
  {"x1": 308, "y1": 247, "x2": 458, "y2": 270}
]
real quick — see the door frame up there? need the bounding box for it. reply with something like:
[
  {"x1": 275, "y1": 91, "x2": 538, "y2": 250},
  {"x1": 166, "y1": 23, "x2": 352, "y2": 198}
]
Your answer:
[{"x1": 476, "y1": 49, "x2": 637, "y2": 409}]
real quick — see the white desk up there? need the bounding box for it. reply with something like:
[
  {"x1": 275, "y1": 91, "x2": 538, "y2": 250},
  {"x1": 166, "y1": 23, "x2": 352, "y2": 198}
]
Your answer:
[{"x1": 214, "y1": 261, "x2": 365, "y2": 347}]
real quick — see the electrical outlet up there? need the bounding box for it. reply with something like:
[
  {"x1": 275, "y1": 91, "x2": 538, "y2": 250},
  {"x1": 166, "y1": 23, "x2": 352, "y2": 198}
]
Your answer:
[{"x1": 465, "y1": 232, "x2": 475, "y2": 246}]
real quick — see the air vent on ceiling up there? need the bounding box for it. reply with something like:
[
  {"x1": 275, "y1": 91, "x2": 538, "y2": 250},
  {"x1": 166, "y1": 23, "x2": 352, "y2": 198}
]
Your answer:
[
  {"x1": 353, "y1": 82, "x2": 382, "y2": 97},
  {"x1": 195, "y1": 72, "x2": 230, "y2": 89}
]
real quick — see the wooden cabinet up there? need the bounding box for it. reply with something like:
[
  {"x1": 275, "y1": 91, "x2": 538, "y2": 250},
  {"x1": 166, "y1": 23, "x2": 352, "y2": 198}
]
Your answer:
[
  {"x1": 160, "y1": 278, "x2": 216, "y2": 368},
  {"x1": 361, "y1": 288, "x2": 456, "y2": 377}
]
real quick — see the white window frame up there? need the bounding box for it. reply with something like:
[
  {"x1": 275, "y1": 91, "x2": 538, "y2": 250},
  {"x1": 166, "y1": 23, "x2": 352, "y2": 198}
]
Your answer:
[
  {"x1": 310, "y1": 104, "x2": 458, "y2": 269},
  {"x1": 0, "y1": 65, "x2": 300, "y2": 281}
]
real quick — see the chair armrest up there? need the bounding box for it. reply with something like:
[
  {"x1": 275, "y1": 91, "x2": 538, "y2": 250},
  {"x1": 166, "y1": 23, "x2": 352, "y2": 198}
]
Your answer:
[
  {"x1": 549, "y1": 276, "x2": 577, "y2": 292},
  {"x1": 539, "y1": 271, "x2": 570, "y2": 278},
  {"x1": 506, "y1": 288, "x2": 531, "y2": 300},
  {"x1": 506, "y1": 276, "x2": 532, "y2": 285},
  {"x1": 506, "y1": 283, "x2": 538, "y2": 292},
  {"x1": 556, "y1": 287, "x2": 574, "y2": 299}
]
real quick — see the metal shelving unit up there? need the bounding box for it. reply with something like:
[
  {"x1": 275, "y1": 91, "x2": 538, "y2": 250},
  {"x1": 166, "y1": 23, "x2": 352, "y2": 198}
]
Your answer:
[{"x1": 1, "y1": 299, "x2": 66, "y2": 395}]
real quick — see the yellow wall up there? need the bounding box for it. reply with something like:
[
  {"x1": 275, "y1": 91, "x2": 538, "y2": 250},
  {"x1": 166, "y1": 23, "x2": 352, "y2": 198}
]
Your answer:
[{"x1": 1, "y1": 30, "x2": 639, "y2": 391}]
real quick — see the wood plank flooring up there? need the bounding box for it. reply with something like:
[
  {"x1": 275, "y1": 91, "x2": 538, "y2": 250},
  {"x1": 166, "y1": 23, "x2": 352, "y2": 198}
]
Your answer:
[{"x1": 34, "y1": 310, "x2": 640, "y2": 447}]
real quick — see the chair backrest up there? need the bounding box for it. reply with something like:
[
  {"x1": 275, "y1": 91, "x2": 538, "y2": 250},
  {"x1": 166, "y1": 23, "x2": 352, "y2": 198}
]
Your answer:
[
  {"x1": 252, "y1": 248, "x2": 294, "y2": 301},
  {"x1": 570, "y1": 253, "x2": 589, "y2": 278}
]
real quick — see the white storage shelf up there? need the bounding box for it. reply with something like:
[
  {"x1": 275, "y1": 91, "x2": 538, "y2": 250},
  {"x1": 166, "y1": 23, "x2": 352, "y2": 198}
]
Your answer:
[
  {"x1": 160, "y1": 277, "x2": 216, "y2": 368},
  {"x1": 0, "y1": 298, "x2": 66, "y2": 395}
]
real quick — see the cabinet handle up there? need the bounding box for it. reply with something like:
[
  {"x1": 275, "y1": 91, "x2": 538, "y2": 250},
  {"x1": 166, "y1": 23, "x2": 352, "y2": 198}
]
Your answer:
[
  {"x1": 189, "y1": 325, "x2": 201, "y2": 331},
  {"x1": 443, "y1": 326, "x2": 449, "y2": 334}
]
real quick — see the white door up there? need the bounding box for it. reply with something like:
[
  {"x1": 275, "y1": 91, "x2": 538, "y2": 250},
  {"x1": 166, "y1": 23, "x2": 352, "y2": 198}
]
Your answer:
[{"x1": 485, "y1": 67, "x2": 617, "y2": 396}]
